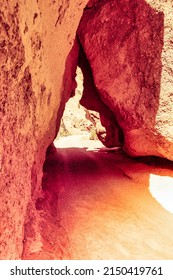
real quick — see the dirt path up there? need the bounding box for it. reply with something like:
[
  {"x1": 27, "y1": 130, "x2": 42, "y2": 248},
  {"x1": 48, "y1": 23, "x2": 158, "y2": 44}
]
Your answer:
[{"x1": 23, "y1": 137, "x2": 173, "y2": 259}]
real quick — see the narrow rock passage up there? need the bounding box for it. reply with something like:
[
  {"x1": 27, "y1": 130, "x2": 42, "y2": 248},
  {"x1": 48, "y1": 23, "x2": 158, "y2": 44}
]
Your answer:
[{"x1": 23, "y1": 138, "x2": 173, "y2": 259}]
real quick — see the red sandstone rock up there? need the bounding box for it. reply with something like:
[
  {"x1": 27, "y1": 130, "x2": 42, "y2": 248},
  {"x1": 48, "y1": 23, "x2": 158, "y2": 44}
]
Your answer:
[
  {"x1": 77, "y1": 0, "x2": 173, "y2": 160},
  {"x1": 0, "y1": 0, "x2": 87, "y2": 259}
]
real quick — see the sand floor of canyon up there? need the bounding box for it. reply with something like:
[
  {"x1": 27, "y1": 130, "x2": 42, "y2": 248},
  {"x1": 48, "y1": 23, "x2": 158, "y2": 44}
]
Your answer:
[{"x1": 23, "y1": 135, "x2": 173, "y2": 260}]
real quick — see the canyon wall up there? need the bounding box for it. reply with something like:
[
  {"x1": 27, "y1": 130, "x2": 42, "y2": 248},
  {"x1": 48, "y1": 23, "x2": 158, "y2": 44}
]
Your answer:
[
  {"x1": 0, "y1": 0, "x2": 87, "y2": 259},
  {"x1": 77, "y1": 0, "x2": 173, "y2": 159}
]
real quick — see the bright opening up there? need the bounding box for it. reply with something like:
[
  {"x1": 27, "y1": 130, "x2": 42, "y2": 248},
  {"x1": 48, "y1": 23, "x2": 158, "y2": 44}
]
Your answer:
[{"x1": 54, "y1": 67, "x2": 104, "y2": 150}]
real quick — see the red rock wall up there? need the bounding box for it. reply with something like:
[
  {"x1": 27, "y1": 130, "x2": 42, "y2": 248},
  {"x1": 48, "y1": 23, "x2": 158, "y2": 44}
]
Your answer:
[
  {"x1": 77, "y1": 0, "x2": 173, "y2": 160},
  {"x1": 0, "y1": 0, "x2": 87, "y2": 259}
]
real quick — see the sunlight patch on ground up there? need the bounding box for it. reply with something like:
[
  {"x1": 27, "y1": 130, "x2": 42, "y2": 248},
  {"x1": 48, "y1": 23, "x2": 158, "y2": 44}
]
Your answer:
[
  {"x1": 54, "y1": 135, "x2": 104, "y2": 149},
  {"x1": 149, "y1": 174, "x2": 173, "y2": 214}
]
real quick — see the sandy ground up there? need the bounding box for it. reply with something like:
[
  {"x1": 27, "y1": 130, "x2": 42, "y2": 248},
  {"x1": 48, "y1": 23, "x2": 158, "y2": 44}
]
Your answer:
[{"x1": 23, "y1": 135, "x2": 173, "y2": 259}]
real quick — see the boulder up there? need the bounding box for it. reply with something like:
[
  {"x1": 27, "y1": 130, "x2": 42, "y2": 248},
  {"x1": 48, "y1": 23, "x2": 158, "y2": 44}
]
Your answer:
[{"x1": 77, "y1": 0, "x2": 173, "y2": 160}]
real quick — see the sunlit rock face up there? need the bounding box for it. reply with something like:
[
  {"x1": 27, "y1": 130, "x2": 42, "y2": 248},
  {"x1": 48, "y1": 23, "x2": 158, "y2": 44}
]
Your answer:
[
  {"x1": 0, "y1": 0, "x2": 87, "y2": 259},
  {"x1": 77, "y1": 0, "x2": 173, "y2": 160}
]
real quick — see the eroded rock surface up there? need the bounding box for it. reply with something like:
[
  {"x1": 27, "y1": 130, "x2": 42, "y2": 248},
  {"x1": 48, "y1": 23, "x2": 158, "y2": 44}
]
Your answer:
[
  {"x1": 77, "y1": 0, "x2": 173, "y2": 159},
  {"x1": 0, "y1": 0, "x2": 87, "y2": 259}
]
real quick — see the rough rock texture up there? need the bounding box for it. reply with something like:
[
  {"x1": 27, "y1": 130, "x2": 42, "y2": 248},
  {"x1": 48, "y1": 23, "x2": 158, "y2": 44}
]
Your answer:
[
  {"x1": 77, "y1": 0, "x2": 173, "y2": 159},
  {"x1": 78, "y1": 46, "x2": 123, "y2": 147},
  {"x1": 0, "y1": 0, "x2": 87, "y2": 259}
]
